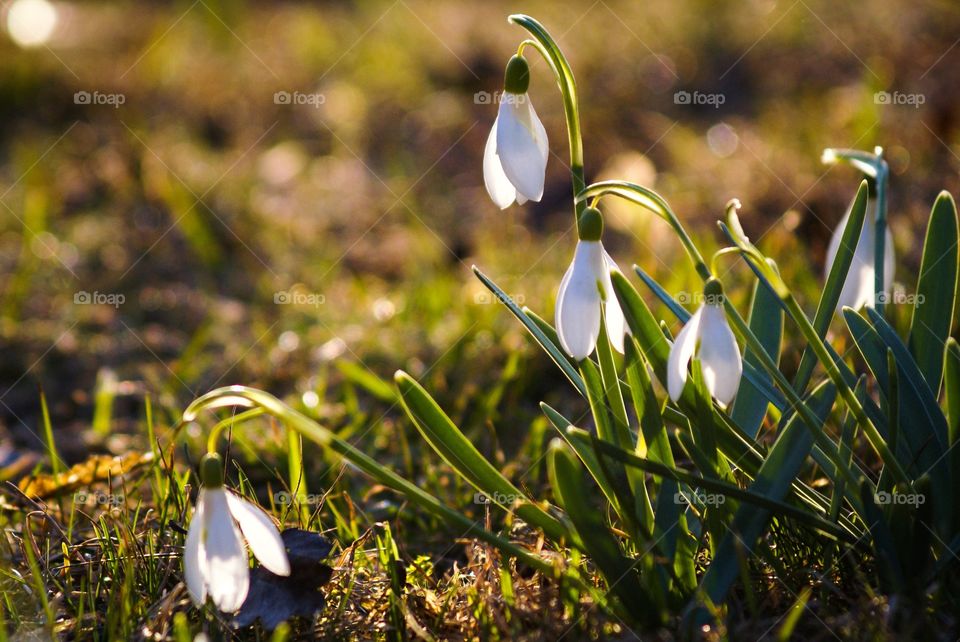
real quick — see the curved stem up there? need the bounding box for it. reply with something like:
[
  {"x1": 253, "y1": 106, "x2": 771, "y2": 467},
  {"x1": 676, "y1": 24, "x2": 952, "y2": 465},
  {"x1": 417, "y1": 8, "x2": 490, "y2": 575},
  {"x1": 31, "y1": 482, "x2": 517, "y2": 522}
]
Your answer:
[
  {"x1": 206, "y1": 407, "x2": 266, "y2": 452},
  {"x1": 183, "y1": 386, "x2": 581, "y2": 580},
  {"x1": 709, "y1": 247, "x2": 742, "y2": 275},
  {"x1": 509, "y1": 14, "x2": 585, "y2": 223},
  {"x1": 821, "y1": 146, "x2": 890, "y2": 314},
  {"x1": 873, "y1": 152, "x2": 889, "y2": 314},
  {"x1": 577, "y1": 180, "x2": 712, "y2": 279}
]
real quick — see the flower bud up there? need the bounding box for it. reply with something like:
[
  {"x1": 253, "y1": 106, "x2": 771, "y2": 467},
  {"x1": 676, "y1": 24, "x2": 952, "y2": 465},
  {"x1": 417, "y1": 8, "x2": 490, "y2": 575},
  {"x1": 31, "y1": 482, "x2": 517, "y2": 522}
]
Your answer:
[
  {"x1": 200, "y1": 453, "x2": 224, "y2": 488},
  {"x1": 503, "y1": 55, "x2": 530, "y2": 95},
  {"x1": 703, "y1": 278, "x2": 724, "y2": 305},
  {"x1": 577, "y1": 207, "x2": 604, "y2": 241}
]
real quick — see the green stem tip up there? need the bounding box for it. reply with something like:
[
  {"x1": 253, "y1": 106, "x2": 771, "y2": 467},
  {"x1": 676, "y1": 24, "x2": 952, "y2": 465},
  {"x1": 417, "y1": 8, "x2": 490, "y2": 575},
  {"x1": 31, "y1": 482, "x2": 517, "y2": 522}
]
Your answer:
[
  {"x1": 504, "y1": 55, "x2": 530, "y2": 95},
  {"x1": 578, "y1": 207, "x2": 603, "y2": 241},
  {"x1": 200, "y1": 452, "x2": 224, "y2": 488}
]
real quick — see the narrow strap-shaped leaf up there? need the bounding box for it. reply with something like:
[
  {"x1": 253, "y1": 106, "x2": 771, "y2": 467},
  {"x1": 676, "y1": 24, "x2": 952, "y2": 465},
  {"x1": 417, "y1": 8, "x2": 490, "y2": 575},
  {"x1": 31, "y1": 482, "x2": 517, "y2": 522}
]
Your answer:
[
  {"x1": 624, "y1": 338, "x2": 687, "y2": 570},
  {"x1": 634, "y1": 267, "x2": 691, "y2": 321},
  {"x1": 540, "y1": 402, "x2": 628, "y2": 523},
  {"x1": 473, "y1": 266, "x2": 585, "y2": 396},
  {"x1": 180, "y1": 386, "x2": 572, "y2": 581},
  {"x1": 793, "y1": 181, "x2": 870, "y2": 395},
  {"x1": 522, "y1": 306, "x2": 580, "y2": 373},
  {"x1": 860, "y1": 481, "x2": 904, "y2": 591},
  {"x1": 595, "y1": 312, "x2": 632, "y2": 450},
  {"x1": 548, "y1": 441, "x2": 657, "y2": 623},
  {"x1": 945, "y1": 339, "x2": 960, "y2": 532},
  {"x1": 395, "y1": 371, "x2": 570, "y2": 543},
  {"x1": 702, "y1": 380, "x2": 838, "y2": 603},
  {"x1": 634, "y1": 266, "x2": 787, "y2": 412},
  {"x1": 908, "y1": 191, "x2": 958, "y2": 396},
  {"x1": 732, "y1": 278, "x2": 784, "y2": 437},
  {"x1": 580, "y1": 359, "x2": 616, "y2": 443},
  {"x1": 866, "y1": 307, "x2": 949, "y2": 451},
  {"x1": 569, "y1": 429, "x2": 854, "y2": 540},
  {"x1": 844, "y1": 310, "x2": 944, "y2": 473}
]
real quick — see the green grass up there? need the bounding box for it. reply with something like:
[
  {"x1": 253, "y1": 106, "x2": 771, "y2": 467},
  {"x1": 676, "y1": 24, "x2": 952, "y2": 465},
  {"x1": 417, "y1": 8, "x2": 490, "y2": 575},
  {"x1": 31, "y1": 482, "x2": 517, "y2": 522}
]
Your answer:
[{"x1": 1, "y1": 1, "x2": 959, "y2": 639}]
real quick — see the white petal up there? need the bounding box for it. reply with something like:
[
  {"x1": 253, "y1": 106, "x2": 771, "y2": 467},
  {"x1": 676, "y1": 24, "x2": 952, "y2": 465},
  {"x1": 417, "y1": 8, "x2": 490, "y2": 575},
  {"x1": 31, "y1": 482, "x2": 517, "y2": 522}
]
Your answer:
[
  {"x1": 667, "y1": 306, "x2": 703, "y2": 401},
  {"x1": 183, "y1": 497, "x2": 207, "y2": 606},
  {"x1": 556, "y1": 241, "x2": 603, "y2": 360},
  {"x1": 698, "y1": 305, "x2": 742, "y2": 406},
  {"x1": 882, "y1": 226, "x2": 895, "y2": 298},
  {"x1": 201, "y1": 488, "x2": 250, "y2": 612},
  {"x1": 496, "y1": 94, "x2": 547, "y2": 202},
  {"x1": 226, "y1": 491, "x2": 290, "y2": 577},
  {"x1": 601, "y1": 248, "x2": 630, "y2": 354},
  {"x1": 825, "y1": 198, "x2": 895, "y2": 311},
  {"x1": 483, "y1": 119, "x2": 517, "y2": 209}
]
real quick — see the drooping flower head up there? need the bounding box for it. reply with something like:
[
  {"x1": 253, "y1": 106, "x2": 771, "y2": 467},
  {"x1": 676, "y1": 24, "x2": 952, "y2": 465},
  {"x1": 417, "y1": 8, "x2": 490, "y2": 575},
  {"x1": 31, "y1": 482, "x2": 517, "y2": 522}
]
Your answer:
[
  {"x1": 667, "y1": 278, "x2": 742, "y2": 407},
  {"x1": 184, "y1": 453, "x2": 290, "y2": 612},
  {"x1": 483, "y1": 55, "x2": 549, "y2": 209},
  {"x1": 824, "y1": 195, "x2": 895, "y2": 311},
  {"x1": 555, "y1": 207, "x2": 629, "y2": 360}
]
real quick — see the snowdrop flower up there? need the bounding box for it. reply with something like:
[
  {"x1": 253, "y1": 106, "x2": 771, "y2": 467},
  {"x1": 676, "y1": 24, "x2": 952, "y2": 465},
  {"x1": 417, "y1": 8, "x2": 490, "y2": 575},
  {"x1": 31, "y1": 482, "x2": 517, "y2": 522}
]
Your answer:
[
  {"x1": 825, "y1": 196, "x2": 894, "y2": 311},
  {"x1": 483, "y1": 55, "x2": 548, "y2": 209},
  {"x1": 667, "y1": 279, "x2": 742, "y2": 407},
  {"x1": 184, "y1": 453, "x2": 290, "y2": 612},
  {"x1": 555, "y1": 208, "x2": 629, "y2": 360}
]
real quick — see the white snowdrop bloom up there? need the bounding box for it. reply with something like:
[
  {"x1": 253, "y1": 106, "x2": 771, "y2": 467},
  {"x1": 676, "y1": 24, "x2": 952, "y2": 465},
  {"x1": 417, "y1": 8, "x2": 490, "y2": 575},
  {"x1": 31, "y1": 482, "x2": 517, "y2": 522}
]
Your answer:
[
  {"x1": 555, "y1": 208, "x2": 628, "y2": 360},
  {"x1": 483, "y1": 55, "x2": 548, "y2": 209},
  {"x1": 667, "y1": 281, "x2": 742, "y2": 407},
  {"x1": 184, "y1": 454, "x2": 290, "y2": 612},
  {"x1": 824, "y1": 197, "x2": 894, "y2": 311}
]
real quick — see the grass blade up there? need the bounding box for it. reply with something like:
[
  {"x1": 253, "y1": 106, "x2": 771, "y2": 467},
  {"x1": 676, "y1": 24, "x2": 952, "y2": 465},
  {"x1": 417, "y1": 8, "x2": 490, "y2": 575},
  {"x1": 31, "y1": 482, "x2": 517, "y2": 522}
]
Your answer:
[
  {"x1": 548, "y1": 440, "x2": 656, "y2": 623},
  {"x1": 473, "y1": 266, "x2": 585, "y2": 396},
  {"x1": 394, "y1": 371, "x2": 571, "y2": 543},
  {"x1": 731, "y1": 278, "x2": 783, "y2": 438},
  {"x1": 908, "y1": 191, "x2": 958, "y2": 396},
  {"x1": 702, "y1": 380, "x2": 837, "y2": 603},
  {"x1": 792, "y1": 181, "x2": 869, "y2": 395}
]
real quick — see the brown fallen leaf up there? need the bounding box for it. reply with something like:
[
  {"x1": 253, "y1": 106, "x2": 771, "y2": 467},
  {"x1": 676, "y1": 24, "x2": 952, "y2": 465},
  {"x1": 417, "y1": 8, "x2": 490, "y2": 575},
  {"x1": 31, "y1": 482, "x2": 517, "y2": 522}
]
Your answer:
[{"x1": 18, "y1": 451, "x2": 154, "y2": 499}]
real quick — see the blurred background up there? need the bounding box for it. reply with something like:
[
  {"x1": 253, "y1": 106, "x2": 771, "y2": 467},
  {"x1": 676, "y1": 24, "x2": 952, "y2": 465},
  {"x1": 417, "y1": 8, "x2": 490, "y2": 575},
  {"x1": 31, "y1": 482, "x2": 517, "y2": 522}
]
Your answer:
[{"x1": 0, "y1": 0, "x2": 958, "y2": 468}]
